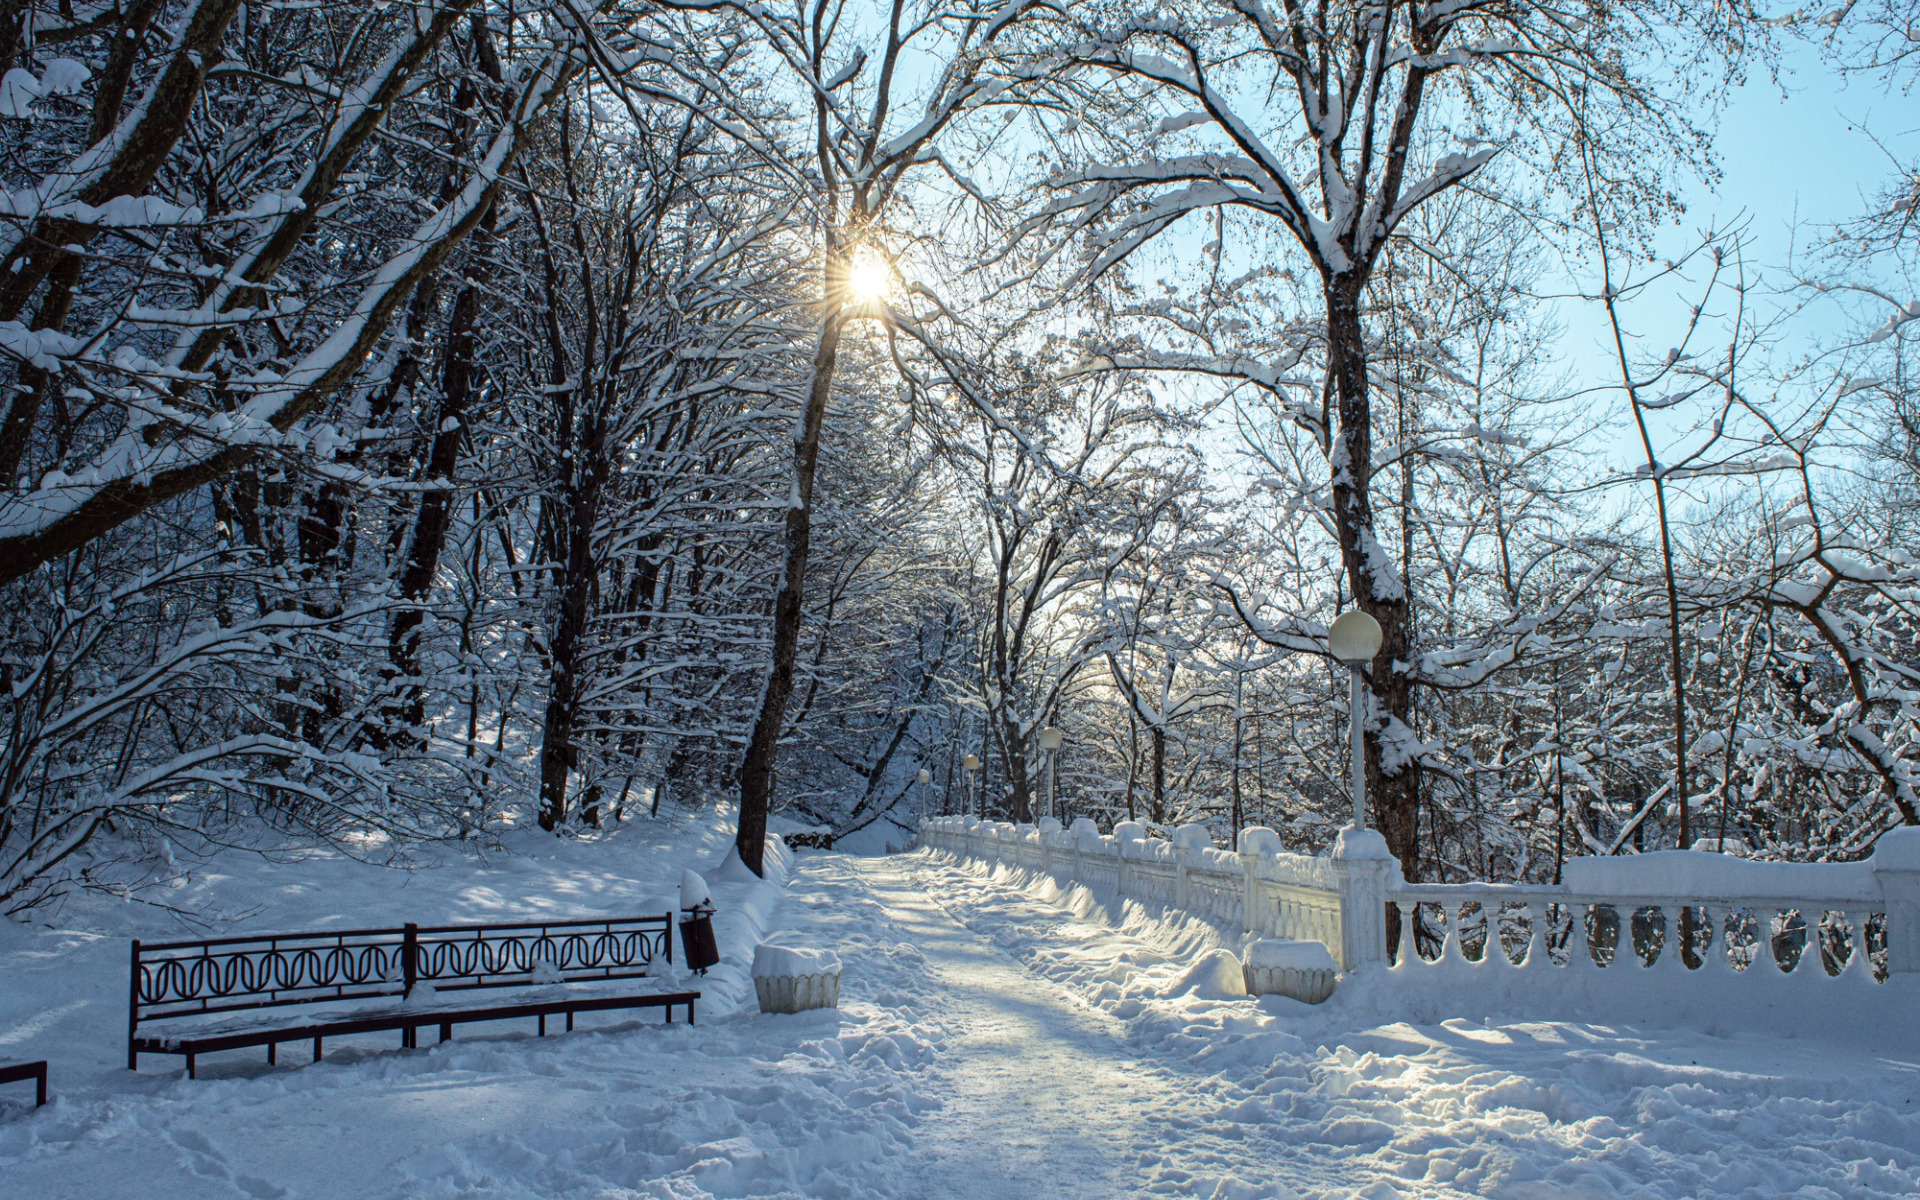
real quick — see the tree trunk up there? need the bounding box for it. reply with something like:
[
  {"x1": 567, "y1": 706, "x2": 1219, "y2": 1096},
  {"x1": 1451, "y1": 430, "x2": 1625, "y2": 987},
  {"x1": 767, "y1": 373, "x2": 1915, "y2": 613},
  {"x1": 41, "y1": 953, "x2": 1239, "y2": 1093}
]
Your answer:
[
  {"x1": 735, "y1": 304, "x2": 845, "y2": 874},
  {"x1": 1325, "y1": 280, "x2": 1419, "y2": 877},
  {"x1": 388, "y1": 247, "x2": 489, "y2": 734},
  {"x1": 1150, "y1": 725, "x2": 1166, "y2": 825},
  {"x1": 537, "y1": 408, "x2": 609, "y2": 830}
]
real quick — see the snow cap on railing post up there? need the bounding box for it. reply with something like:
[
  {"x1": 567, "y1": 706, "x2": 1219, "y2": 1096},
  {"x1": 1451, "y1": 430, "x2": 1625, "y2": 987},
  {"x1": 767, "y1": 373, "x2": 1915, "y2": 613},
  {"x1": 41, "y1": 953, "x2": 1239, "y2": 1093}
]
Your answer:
[
  {"x1": 1069, "y1": 817, "x2": 1097, "y2": 879},
  {"x1": 1237, "y1": 827, "x2": 1281, "y2": 856},
  {"x1": 1170, "y1": 825, "x2": 1209, "y2": 910},
  {"x1": 1331, "y1": 827, "x2": 1398, "y2": 972},
  {"x1": 1871, "y1": 827, "x2": 1920, "y2": 974},
  {"x1": 1171, "y1": 824, "x2": 1214, "y2": 851}
]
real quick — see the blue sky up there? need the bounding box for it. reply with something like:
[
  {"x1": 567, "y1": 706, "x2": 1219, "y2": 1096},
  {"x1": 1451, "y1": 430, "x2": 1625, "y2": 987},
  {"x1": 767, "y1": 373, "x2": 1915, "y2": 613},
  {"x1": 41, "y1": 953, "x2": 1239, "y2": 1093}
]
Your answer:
[{"x1": 1558, "y1": 38, "x2": 1913, "y2": 479}]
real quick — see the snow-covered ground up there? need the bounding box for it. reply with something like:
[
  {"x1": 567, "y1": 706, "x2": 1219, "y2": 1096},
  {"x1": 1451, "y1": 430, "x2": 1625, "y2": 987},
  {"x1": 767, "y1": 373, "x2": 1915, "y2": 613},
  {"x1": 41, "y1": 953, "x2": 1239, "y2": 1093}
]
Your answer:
[{"x1": 3, "y1": 821, "x2": 1918, "y2": 1198}]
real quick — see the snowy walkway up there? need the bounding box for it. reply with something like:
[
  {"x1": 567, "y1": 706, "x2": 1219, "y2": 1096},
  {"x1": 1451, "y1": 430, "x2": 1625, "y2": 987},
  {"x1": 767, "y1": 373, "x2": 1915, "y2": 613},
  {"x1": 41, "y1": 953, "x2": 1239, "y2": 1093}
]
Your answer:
[
  {"x1": 4, "y1": 837, "x2": 1920, "y2": 1198},
  {"x1": 845, "y1": 857, "x2": 1177, "y2": 1196}
]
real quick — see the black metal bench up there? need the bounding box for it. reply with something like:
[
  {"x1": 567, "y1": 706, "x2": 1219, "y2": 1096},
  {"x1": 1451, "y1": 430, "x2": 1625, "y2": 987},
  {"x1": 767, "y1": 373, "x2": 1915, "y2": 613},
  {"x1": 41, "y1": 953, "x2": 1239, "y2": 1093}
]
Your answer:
[
  {"x1": 130, "y1": 916, "x2": 699, "y2": 1078},
  {"x1": 0, "y1": 1060, "x2": 46, "y2": 1107}
]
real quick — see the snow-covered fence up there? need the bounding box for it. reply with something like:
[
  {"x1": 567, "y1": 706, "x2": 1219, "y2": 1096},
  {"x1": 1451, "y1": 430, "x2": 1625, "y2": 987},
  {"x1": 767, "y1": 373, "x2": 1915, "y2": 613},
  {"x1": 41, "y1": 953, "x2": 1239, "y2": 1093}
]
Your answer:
[
  {"x1": 917, "y1": 816, "x2": 1393, "y2": 972},
  {"x1": 1388, "y1": 837, "x2": 1920, "y2": 983},
  {"x1": 918, "y1": 816, "x2": 1920, "y2": 990}
]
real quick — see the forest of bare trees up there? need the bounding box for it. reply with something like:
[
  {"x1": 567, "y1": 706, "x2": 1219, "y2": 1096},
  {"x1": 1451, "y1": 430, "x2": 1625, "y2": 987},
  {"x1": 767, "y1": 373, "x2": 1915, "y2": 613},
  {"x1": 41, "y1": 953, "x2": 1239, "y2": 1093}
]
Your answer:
[{"x1": 1, "y1": 0, "x2": 1916, "y2": 912}]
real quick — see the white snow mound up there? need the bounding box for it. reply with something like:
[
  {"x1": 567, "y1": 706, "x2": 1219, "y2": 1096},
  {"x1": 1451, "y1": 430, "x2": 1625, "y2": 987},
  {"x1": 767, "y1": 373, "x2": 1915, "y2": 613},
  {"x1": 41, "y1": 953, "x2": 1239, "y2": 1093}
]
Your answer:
[
  {"x1": 1167, "y1": 948, "x2": 1247, "y2": 999},
  {"x1": 679, "y1": 868, "x2": 711, "y2": 911}
]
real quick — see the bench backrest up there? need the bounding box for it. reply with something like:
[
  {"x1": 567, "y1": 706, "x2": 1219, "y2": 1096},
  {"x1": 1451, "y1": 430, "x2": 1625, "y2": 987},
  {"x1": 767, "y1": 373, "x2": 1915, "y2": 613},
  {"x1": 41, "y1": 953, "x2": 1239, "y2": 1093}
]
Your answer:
[{"x1": 131, "y1": 915, "x2": 675, "y2": 1029}]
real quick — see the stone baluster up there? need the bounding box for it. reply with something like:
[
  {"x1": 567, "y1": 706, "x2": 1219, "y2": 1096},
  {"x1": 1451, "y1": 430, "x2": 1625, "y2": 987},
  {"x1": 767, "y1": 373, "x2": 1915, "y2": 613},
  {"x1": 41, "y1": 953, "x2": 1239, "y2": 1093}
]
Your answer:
[
  {"x1": 1656, "y1": 904, "x2": 1690, "y2": 975},
  {"x1": 1843, "y1": 909, "x2": 1875, "y2": 979},
  {"x1": 1574, "y1": 903, "x2": 1599, "y2": 971},
  {"x1": 1491, "y1": 901, "x2": 1521, "y2": 970},
  {"x1": 1695, "y1": 906, "x2": 1727, "y2": 975},
  {"x1": 1486, "y1": 899, "x2": 1516, "y2": 969},
  {"x1": 1525, "y1": 901, "x2": 1547, "y2": 969}
]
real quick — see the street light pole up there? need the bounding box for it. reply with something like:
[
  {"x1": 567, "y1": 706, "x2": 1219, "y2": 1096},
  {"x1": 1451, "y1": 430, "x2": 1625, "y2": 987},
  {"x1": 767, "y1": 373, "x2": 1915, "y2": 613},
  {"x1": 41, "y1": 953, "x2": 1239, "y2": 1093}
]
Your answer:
[
  {"x1": 1038, "y1": 726, "x2": 1063, "y2": 821},
  {"x1": 916, "y1": 767, "x2": 932, "y2": 822},
  {"x1": 963, "y1": 753, "x2": 981, "y2": 819},
  {"x1": 1328, "y1": 610, "x2": 1384, "y2": 830}
]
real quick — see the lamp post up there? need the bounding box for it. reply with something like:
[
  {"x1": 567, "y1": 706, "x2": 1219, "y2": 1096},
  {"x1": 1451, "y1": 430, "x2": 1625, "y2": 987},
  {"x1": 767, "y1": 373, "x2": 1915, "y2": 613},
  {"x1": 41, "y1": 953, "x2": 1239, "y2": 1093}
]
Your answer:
[
  {"x1": 916, "y1": 768, "x2": 932, "y2": 821},
  {"x1": 1037, "y1": 726, "x2": 1064, "y2": 821},
  {"x1": 1328, "y1": 610, "x2": 1384, "y2": 829},
  {"x1": 963, "y1": 753, "x2": 981, "y2": 818}
]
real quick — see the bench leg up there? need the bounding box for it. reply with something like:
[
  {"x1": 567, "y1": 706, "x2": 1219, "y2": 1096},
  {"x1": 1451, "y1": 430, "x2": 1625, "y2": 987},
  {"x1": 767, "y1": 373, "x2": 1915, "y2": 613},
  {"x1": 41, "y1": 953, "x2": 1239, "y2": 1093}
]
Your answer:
[
  {"x1": 186, "y1": 1054, "x2": 196, "y2": 1081},
  {"x1": 689, "y1": 998, "x2": 696, "y2": 1026},
  {"x1": 440, "y1": 1022, "x2": 452, "y2": 1043},
  {"x1": 268, "y1": 1042, "x2": 276, "y2": 1066},
  {"x1": 566, "y1": 1011, "x2": 574, "y2": 1033},
  {"x1": 128, "y1": 1046, "x2": 138, "y2": 1072},
  {"x1": 313, "y1": 1037, "x2": 322, "y2": 1064},
  {"x1": 35, "y1": 1065, "x2": 46, "y2": 1108},
  {"x1": 538, "y1": 1014, "x2": 546, "y2": 1037}
]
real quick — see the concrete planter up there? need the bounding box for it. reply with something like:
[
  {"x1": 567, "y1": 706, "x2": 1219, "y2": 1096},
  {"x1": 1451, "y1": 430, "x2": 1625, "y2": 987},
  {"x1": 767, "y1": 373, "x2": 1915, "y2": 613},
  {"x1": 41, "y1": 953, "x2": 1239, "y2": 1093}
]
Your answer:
[
  {"x1": 752, "y1": 943, "x2": 842, "y2": 1013},
  {"x1": 1242, "y1": 964, "x2": 1336, "y2": 1004},
  {"x1": 1242, "y1": 938, "x2": 1337, "y2": 1004},
  {"x1": 754, "y1": 971, "x2": 841, "y2": 1014}
]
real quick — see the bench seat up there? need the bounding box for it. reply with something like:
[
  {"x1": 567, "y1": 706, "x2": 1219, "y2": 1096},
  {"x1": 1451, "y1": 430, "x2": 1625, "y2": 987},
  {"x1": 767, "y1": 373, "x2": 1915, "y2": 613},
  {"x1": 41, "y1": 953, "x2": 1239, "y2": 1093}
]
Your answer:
[{"x1": 134, "y1": 990, "x2": 698, "y2": 1078}]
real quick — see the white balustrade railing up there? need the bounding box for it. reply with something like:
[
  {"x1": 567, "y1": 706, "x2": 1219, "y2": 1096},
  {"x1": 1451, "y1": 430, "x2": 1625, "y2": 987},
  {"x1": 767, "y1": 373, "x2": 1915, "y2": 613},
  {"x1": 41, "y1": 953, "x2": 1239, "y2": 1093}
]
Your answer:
[
  {"x1": 919, "y1": 815, "x2": 1920, "y2": 988},
  {"x1": 919, "y1": 815, "x2": 1393, "y2": 971}
]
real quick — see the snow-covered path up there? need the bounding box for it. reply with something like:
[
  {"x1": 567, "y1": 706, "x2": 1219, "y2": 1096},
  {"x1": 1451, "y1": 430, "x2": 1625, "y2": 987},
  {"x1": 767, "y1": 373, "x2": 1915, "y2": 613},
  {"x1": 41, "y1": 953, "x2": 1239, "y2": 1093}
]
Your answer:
[
  {"x1": 844, "y1": 855, "x2": 1176, "y2": 1197},
  {"x1": 5, "y1": 838, "x2": 1920, "y2": 1198}
]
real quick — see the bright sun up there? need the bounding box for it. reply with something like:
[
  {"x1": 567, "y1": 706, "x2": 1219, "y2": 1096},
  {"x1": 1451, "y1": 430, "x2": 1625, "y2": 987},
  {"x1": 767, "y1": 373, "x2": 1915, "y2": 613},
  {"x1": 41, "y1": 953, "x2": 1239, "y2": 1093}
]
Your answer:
[{"x1": 847, "y1": 252, "x2": 891, "y2": 303}]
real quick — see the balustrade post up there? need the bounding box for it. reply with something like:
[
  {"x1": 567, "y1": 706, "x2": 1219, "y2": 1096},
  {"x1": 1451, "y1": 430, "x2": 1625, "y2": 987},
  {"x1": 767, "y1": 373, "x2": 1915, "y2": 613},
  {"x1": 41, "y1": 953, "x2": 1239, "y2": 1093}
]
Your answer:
[
  {"x1": 1114, "y1": 821, "x2": 1144, "y2": 899},
  {"x1": 1331, "y1": 828, "x2": 1396, "y2": 972},
  {"x1": 1872, "y1": 828, "x2": 1920, "y2": 975},
  {"x1": 1238, "y1": 827, "x2": 1279, "y2": 937},
  {"x1": 1242, "y1": 853, "x2": 1258, "y2": 935}
]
